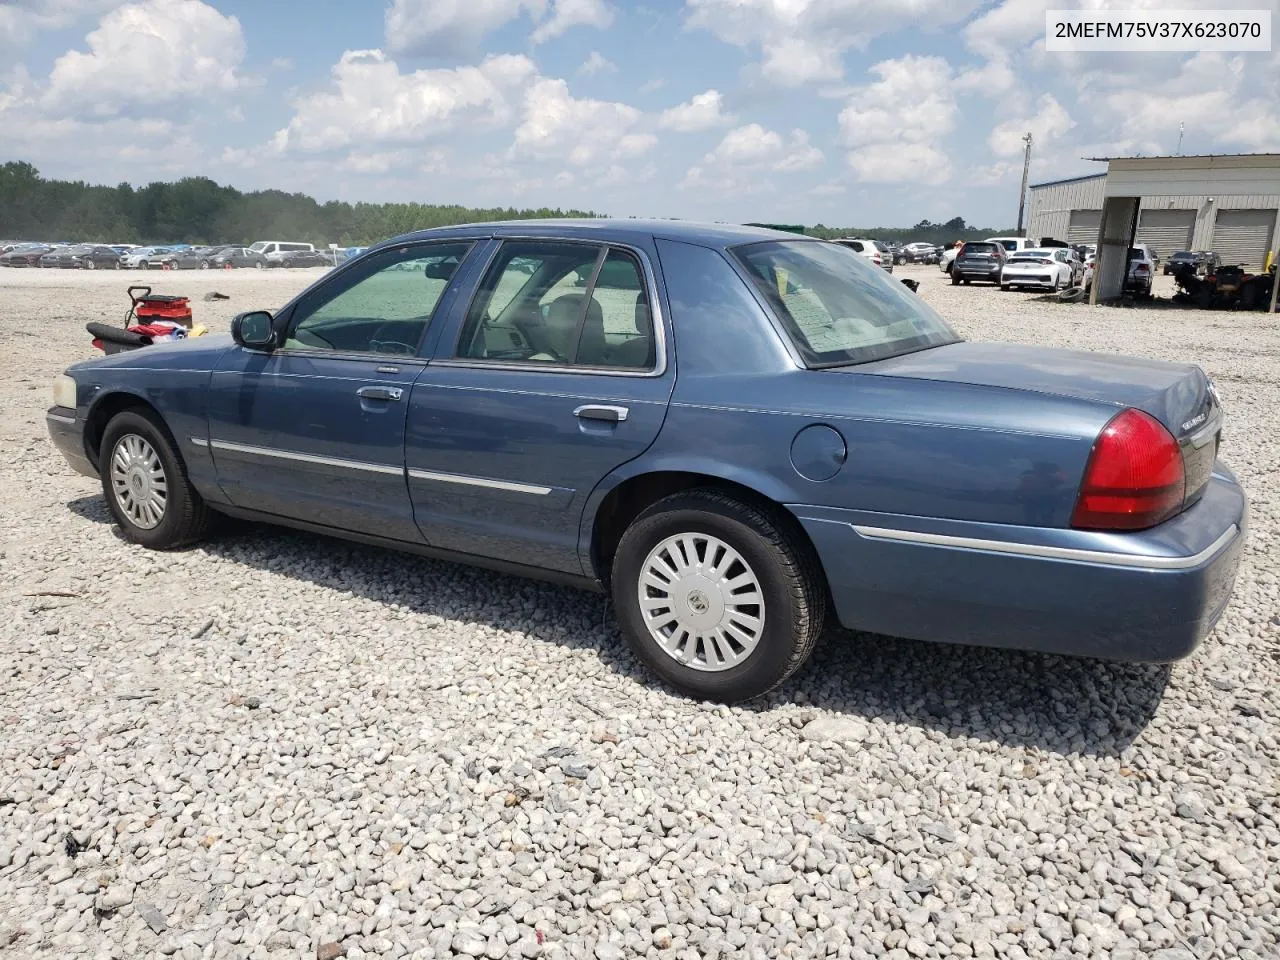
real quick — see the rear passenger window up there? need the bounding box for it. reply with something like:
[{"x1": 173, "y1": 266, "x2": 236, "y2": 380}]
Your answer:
[{"x1": 457, "y1": 241, "x2": 655, "y2": 370}]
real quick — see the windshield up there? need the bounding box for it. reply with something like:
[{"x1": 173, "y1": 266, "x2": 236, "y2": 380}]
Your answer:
[
  {"x1": 1128, "y1": 247, "x2": 1149, "y2": 260},
  {"x1": 731, "y1": 240, "x2": 959, "y2": 367}
]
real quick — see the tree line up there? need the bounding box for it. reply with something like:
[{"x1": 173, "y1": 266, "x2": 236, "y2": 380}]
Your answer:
[
  {"x1": 0, "y1": 162, "x2": 600, "y2": 247},
  {"x1": 0, "y1": 161, "x2": 1011, "y2": 248}
]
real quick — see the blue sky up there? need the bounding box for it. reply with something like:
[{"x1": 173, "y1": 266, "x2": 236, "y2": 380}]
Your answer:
[{"x1": 2, "y1": 0, "x2": 1278, "y2": 227}]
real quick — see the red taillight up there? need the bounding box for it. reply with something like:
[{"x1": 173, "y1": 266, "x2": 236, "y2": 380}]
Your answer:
[{"x1": 1071, "y1": 408, "x2": 1185, "y2": 530}]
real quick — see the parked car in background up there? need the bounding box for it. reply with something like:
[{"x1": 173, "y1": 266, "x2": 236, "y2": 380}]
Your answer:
[
  {"x1": 1082, "y1": 255, "x2": 1096, "y2": 290},
  {"x1": 1000, "y1": 248, "x2": 1076, "y2": 291},
  {"x1": 336, "y1": 246, "x2": 369, "y2": 264},
  {"x1": 952, "y1": 241, "x2": 1007, "y2": 285},
  {"x1": 40, "y1": 244, "x2": 123, "y2": 269},
  {"x1": 274, "y1": 249, "x2": 332, "y2": 268},
  {"x1": 1127, "y1": 244, "x2": 1157, "y2": 297},
  {"x1": 940, "y1": 242, "x2": 964, "y2": 274},
  {"x1": 0, "y1": 243, "x2": 53, "y2": 266},
  {"x1": 830, "y1": 237, "x2": 893, "y2": 272},
  {"x1": 119, "y1": 247, "x2": 164, "y2": 269},
  {"x1": 898, "y1": 242, "x2": 941, "y2": 264},
  {"x1": 250, "y1": 241, "x2": 316, "y2": 267},
  {"x1": 987, "y1": 236, "x2": 1038, "y2": 255},
  {"x1": 210, "y1": 246, "x2": 268, "y2": 269},
  {"x1": 1164, "y1": 251, "x2": 1220, "y2": 276},
  {"x1": 46, "y1": 220, "x2": 1245, "y2": 704}
]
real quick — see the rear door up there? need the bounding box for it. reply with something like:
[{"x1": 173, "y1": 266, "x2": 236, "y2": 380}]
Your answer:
[
  {"x1": 205, "y1": 240, "x2": 476, "y2": 541},
  {"x1": 406, "y1": 237, "x2": 674, "y2": 575}
]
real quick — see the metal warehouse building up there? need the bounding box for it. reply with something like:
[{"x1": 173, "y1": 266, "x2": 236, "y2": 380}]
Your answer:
[{"x1": 1026, "y1": 154, "x2": 1280, "y2": 270}]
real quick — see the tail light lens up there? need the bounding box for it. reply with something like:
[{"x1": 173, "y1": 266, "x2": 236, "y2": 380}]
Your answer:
[{"x1": 1071, "y1": 408, "x2": 1185, "y2": 530}]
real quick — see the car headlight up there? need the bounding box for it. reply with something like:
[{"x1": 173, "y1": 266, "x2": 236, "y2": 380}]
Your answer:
[{"x1": 53, "y1": 373, "x2": 78, "y2": 409}]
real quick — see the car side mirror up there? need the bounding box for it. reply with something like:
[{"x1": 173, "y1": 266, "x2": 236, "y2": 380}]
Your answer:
[{"x1": 232, "y1": 310, "x2": 276, "y2": 349}]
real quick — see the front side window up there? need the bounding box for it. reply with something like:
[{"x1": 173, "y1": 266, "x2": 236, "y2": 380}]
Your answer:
[
  {"x1": 284, "y1": 241, "x2": 472, "y2": 356},
  {"x1": 457, "y1": 240, "x2": 654, "y2": 370},
  {"x1": 732, "y1": 240, "x2": 960, "y2": 367}
]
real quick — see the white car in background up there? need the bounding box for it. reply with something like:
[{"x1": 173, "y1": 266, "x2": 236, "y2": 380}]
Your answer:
[
  {"x1": 1000, "y1": 248, "x2": 1077, "y2": 291},
  {"x1": 830, "y1": 237, "x2": 893, "y2": 272},
  {"x1": 120, "y1": 246, "x2": 169, "y2": 269},
  {"x1": 987, "y1": 236, "x2": 1038, "y2": 254}
]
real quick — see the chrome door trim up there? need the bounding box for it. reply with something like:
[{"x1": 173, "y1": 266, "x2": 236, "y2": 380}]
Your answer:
[
  {"x1": 850, "y1": 523, "x2": 1238, "y2": 570},
  {"x1": 190, "y1": 437, "x2": 209, "y2": 448},
  {"x1": 46, "y1": 412, "x2": 77, "y2": 425},
  {"x1": 406, "y1": 468, "x2": 552, "y2": 496},
  {"x1": 207, "y1": 438, "x2": 403, "y2": 476}
]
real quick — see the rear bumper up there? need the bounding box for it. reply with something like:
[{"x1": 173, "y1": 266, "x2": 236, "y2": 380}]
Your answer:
[
  {"x1": 46, "y1": 407, "x2": 97, "y2": 479},
  {"x1": 957, "y1": 265, "x2": 1002, "y2": 280},
  {"x1": 1002, "y1": 275, "x2": 1055, "y2": 288},
  {"x1": 792, "y1": 469, "x2": 1247, "y2": 663}
]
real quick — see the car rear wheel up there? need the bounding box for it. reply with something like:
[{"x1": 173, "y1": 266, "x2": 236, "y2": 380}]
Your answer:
[
  {"x1": 612, "y1": 490, "x2": 826, "y2": 703},
  {"x1": 255, "y1": 261, "x2": 265, "y2": 269},
  {"x1": 100, "y1": 409, "x2": 212, "y2": 550},
  {"x1": 85, "y1": 260, "x2": 96, "y2": 270},
  {"x1": 951, "y1": 272, "x2": 961, "y2": 285},
  {"x1": 200, "y1": 260, "x2": 210, "y2": 270}
]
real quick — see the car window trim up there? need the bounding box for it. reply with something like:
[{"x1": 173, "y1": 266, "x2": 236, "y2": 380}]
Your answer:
[
  {"x1": 275, "y1": 239, "x2": 476, "y2": 362},
  {"x1": 443, "y1": 237, "x2": 668, "y2": 378}
]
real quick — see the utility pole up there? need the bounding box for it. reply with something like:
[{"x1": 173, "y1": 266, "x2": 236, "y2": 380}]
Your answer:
[
  {"x1": 1176, "y1": 121, "x2": 1184, "y2": 155},
  {"x1": 1015, "y1": 132, "x2": 1033, "y2": 237}
]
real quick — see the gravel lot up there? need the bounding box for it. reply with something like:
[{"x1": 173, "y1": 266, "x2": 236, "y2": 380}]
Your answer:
[{"x1": 1, "y1": 263, "x2": 1277, "y2": 960}]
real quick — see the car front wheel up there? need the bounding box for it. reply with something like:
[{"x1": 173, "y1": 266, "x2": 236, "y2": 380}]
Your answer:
[
  {"x1": 612, "y1": 490, "x2": 826, "y2": 703},
  {"x1": 101, "y1": 409, "x2": 212, "y2": 549}
]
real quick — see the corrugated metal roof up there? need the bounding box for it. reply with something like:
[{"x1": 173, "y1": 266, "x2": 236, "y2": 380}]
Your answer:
[
  {"x1": 1029, "y1": 172, "x2": 1107, "y2": 189},
  {"x1": 1084, "y1": 153, "x2": 1280, "y2": 161}
]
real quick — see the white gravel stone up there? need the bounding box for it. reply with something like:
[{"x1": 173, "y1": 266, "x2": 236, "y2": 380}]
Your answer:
[{"x1": 0, "y1": 266, "x2": 1277, "y2": 959}]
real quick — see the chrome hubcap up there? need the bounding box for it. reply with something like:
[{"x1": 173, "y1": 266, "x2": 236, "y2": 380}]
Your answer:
[
  {"x1": 110, "y1": 434, "x2": 167, "y2": 530},
  {"x1": 638, "y1": 533, "x2": 766, "y2": 672}
]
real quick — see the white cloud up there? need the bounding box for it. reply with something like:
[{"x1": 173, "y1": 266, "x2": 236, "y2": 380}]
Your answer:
[
  {"x1": 658, "y1": 89, "x2": 733, "y2": 132},
  {"x1": 42, "y1": 0, "x2": 245, "y2": 117},
  {"x1": 953, "y1": 58, "x2": 1016, "y2": 96},
  {"x1": 639, "y1": 77, "x2": 666, "y2": 94},
  {"x1": 531, "y1": 0, "x2": 613, "y2": 43},
  {"x1": 681, "y1": 123, "x2": 823, "y2": 192},
  {"x1": 385, "y1": 0, "x2": 545, "y2": 57},
  {"x1": 839, "y1": 55, "x2": 957, "y2": 183},
  {"x1": 510, "y1": 77, "x2": 656, "y2": 169},
  {"x1": 847, "y1": 142, "x2": 951, "y2": 184},
  {"x1": 577, "y1": 51, "x2": 616, "y2": 75},
  {"x1": 685, "y1": 0, "x2": 982, "y2": 87},
  {"x1": 989, "y1": 94, "x2": 1074, "y2": 157},
  {"x1": 962, "y1": 0, "x2": 1053, "y2": 59},
  {"x1": 271, "y1": 51, "x2": 536, "y2": 154},
  {"x1": 0, "y1": 0, "x2": 121, "y2": 46}
]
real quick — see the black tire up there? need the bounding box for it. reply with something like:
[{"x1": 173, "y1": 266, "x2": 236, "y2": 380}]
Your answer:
[
  {"x1": 100, "y1": 409, "x2": 212, "y2": 549},
  {"x1": 1000, "y1": 284, "x2": 1010, "y2": 291},
  {"x1": 611, "y1": 490, "x2": 827, "y2": 703},
  {"x1": 200, "y1": 260, "x2": 210, "y2": 270},
  {"x1": 255, "y1": 261, "x2": 265, "y2": 269},
  {"x1": 951, "y1": 272, "x2": 961, "y2": 285}
]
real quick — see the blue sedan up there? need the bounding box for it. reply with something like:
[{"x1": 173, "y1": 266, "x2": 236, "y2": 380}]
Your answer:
[{"x1": 46, "y1": 220, "x2": 1246, "y2": 702}]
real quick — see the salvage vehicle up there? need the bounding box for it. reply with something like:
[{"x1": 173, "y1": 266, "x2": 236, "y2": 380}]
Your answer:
[
  {"x1": 275, "y1": 249, "x2": 333, "y2": 268},
  {"x1": 951, "y1": 241, "x2": 1007, "y2": 284},
  {"x1": 1164, "y1": 251, "x2": 1219, "y2": 277},
  {"x1": 829, "y1": 238, "x2": 893, "y2": 273},
  {"x1": 46, "y1": 221, "x2": 1246, "y2": 703},
  {"x1": 209, "y1": 247, "x2": 268, "y2": 269},
  {"x1": 1126, "y1": 244, "x2": 1157, "y2": 298},
  {"x1": 40, "y1": 244, "x2": 123, "y2": 269},
  {"x1": 1000, "y1": 248, "x2": 1076, "y2": 291},
  {"x1": 0, "y1": 243, "x2": 53, "y2": 266}
]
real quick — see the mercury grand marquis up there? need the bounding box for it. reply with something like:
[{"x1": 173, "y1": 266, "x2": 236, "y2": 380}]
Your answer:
[{"x1": 47, "y1": 220, "x2": 1246, "y2": 702}]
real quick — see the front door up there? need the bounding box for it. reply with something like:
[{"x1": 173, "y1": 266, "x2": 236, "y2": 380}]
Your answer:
[
  {"x1": 205, "y1": 240, "x2": 476, "y2": 541},
  {"x1": 406, "y1": 238, "x2": 674, "y2": 574}
]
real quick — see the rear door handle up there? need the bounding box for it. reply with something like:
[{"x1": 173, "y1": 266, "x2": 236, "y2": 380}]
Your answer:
[
  {"x1": 357, "y1": 385, "x2": 403, "y2": 401},
  {"x1": 574, "y1": 404, "x2": 629, "y2": 423}
]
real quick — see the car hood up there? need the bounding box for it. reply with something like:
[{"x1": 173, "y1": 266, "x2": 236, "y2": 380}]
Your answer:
[
  {"x1": 846, "y1": 341, "x2": 1213, "y2": 438},
  {"x1": 70, "y1": 333, "x2": 235, "y2": 374}
]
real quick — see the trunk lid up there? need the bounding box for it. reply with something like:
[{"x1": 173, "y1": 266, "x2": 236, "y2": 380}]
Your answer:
[{"x1": 847, "y1": 341, "x2": 1221, "y2": 506}]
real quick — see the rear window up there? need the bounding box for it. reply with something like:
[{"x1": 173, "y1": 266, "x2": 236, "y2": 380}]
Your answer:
[
  {"x1": 963, "y1": 243, "x2": 999, "y2": 254},
  {"x1": 280, "y1": 243, "x2": 311, "y2": 252},
  {"x1": 731, "y1": 240, "x2": 959, "y2": 367},
  {"x1": 1129, "y1": 247, "x2": 1149, "y2": 260},
  {"x1": 1012, "y1": 250, "x2": 1050, "y2": 259},
  {"x1": 1171, "y1": 251, "x2": 1193, "y2": 258}
]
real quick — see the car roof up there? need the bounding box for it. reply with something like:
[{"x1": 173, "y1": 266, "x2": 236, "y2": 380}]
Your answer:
[{"x1": 384, "y1": 218, "x2": 809, "y2": 251}]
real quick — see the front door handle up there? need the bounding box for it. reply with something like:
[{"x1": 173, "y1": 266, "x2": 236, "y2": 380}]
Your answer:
[
  {"x1": 574, "y1": 404, "x2": 629, "y2": 423},
  {"x1": 357, "y1": 385, "x2": 403, "y2": 401}
]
